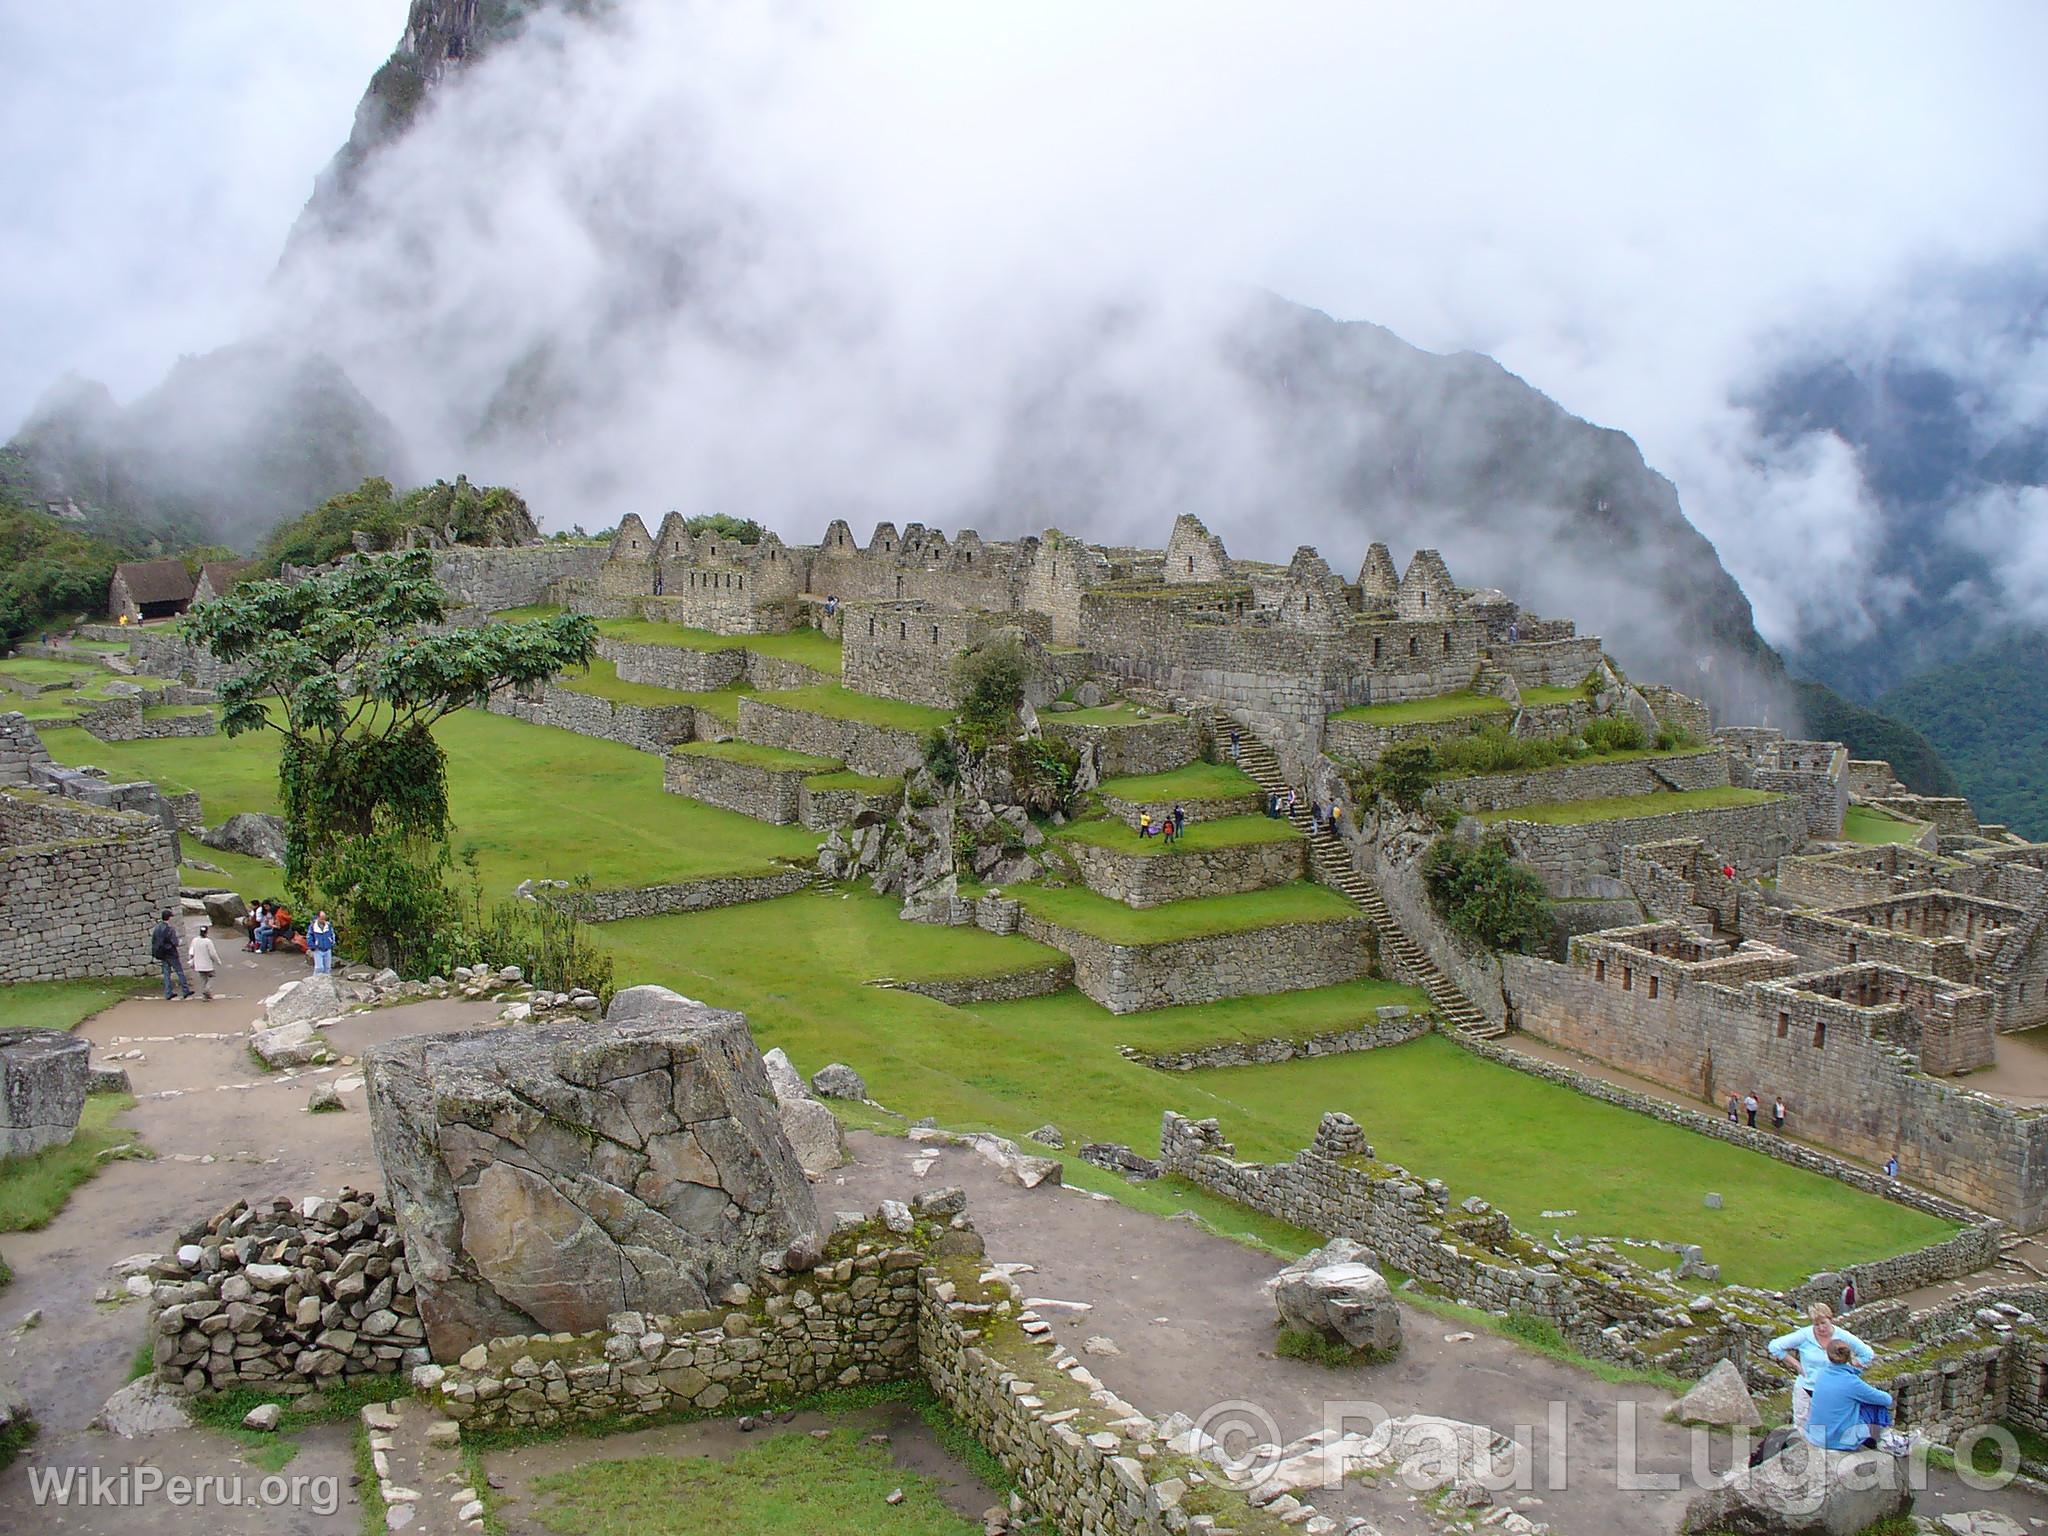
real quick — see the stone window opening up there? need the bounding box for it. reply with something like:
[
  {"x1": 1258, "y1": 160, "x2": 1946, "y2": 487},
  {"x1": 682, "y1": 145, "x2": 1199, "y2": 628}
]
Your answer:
[
  {"x1": 1648, "y1": 974, "x2": 1660, "y2": 1000},
  {"x1": 1777, "y1": 1011, "x2": 1789, "y2": 1038},
  {"x1": 1813, "y1": 1018, "x2": 1826, "y2": 1048},
  {"x1": 1848, "y1": 941, "x2": 1858, "y2": 962},
  {"x1": 1419, "y1": 590, "x2": 1428, "y2": 610},
  {"x1": 898, "y1": 622, "x2": 906, "y2": 641},
  {"x1": 896, "y1": 575, "x2": 904, "y2": 597},
  {"x1": 1442, "y1": 630, "x2": 1450, "y2": 654},
  {"x1": 1188, "y1": 555, "x2": 1195, "y2": 573},
  {"x1": 867, "y1": 617, "x2": 875, "y2": 636},
  {"x1": 1373, "y1": 636, "x2": 1382, "y2": 663},
  {"x1": 1305, "y1": 596, "x2": 1313, "y2": 613},
  {"x1": 1621, "y1": 965, "x2": 1632, "y2": 992},
  {"x1": 1408, "y1": 635, "x2": 1419, "y2": 657},
  {"x1": 930, "y1": 625, "x2": 939, "y2": 644}
]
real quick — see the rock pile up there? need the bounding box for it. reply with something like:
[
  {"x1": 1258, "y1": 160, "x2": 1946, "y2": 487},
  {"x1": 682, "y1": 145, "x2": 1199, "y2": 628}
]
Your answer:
[{"x1": 146, "y1": 1190, "x2": 426, "y2": 1393}]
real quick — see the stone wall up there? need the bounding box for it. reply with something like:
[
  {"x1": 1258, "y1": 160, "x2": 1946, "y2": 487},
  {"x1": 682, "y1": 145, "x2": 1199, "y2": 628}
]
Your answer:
[
  {"x1": 1480, "y1": 793, "x2": 1808, "y2": 896},
  {"x1": 0, "y1": 786, "x2": 178, "y2": 982},
  {"x1": 599, "y1": 636, "x2": 748, "y2": 692},
  {"x1": 1095, "y1": 788, "x2": 1265, "y2": 832},
  {"x1": 1016, "y1": 907, "x2": 1372, "y2": 1013},
  {"x1": 1494, "y1": 637, "x2": 1604, "y2": 689},
  {"x1": 737, "y1": 696, "x2": 927, "y2": 780},
  {"x1": 75, "y1": 694, "x2": 218, "y2": 742},
  {"x1": 664, "y1": 749, "x2": 814, "y2": 824},
  {"x1": 1320, "y1": 707, "x2": 1507, "y2": 767},
  {"x1": 871, "y1": 962, "x2": 1076, "y2": 1007},
  {"x1": 798, "y1": 779, "x2": 904, "y2": 831},
  {"x1": 0, "y1": 711, "x2": 51, "y2": 785},
  {"x1": 1638, "y1": 683, "x2": 1714, "y2": 740},
  {"x1": 147, "y1": 1189, "x2": 428, "y2": 1394},
  {"x1": 1122, "y1": 1005, "x2": 1432, "y2": 1071},
  {"x1": 1038, "y1": 715, "x2": 1199, "y2": 778},
  {"x1": 1435, "y1": 749, "x2": 1730, "y2": 814},
  {"x1": 1503, "y1": 942, "x2": 2048, "y2": 1230},
  {"x1": 126, "y1": 627, "x2": 244, "y2": 689},
  {"x1": 1846, "y1": 760, "x2": 1904, "y2": 799},
  {"x1": 486, "y1": 683, "x2": 699, "y2": 753},
  {"x1": 551, "y1": 870, "x2": 811, "y2": 922},
  {"x1": 431, "y1": 545, "x2": 606, "y2": 612},
  {"x1": 1061, "y1": 831, "x2": 1305, "y2": 908}
]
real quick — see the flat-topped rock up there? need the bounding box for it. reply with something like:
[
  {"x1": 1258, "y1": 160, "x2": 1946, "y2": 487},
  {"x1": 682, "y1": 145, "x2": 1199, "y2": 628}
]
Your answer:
[
  {"x1": 0, "y1": 1028, "x2": 91, "y2": 1158},
  {"x1": 365, "y1": 985, "x2": 822, "y2": 1359}
]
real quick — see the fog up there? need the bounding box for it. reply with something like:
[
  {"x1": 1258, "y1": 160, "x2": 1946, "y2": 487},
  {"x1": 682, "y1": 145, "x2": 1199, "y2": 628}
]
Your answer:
[{"x1": 8, "y1": 2, "x2": 2046, "y2": 661}]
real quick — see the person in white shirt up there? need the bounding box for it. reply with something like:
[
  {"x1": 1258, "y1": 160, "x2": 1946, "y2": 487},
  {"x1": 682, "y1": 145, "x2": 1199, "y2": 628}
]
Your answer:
[{"x1": 188, "y1": 924, "x2": 221, "y2": 1000}]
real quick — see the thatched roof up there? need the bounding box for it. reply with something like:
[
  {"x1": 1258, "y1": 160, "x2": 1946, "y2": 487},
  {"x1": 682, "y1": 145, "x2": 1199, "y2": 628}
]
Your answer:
[
  {"x1": 113, "y1": 560, "x2": 195, "y2": 605},
  {"x1": 197, "y1": 560, "x2": 253, "y2": 597}
]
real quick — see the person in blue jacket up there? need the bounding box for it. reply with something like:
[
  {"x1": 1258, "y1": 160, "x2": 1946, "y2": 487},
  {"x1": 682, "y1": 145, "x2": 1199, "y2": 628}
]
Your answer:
[
  {"x1": 1769, "y1": 1302, "x2": 1872, "y2": 1431},
  {"x1": 306, "y1": 910, "x2": 338, "y2": 975},
  {"x1": 1803, "y1": 1338, "x2": 1893, "y2": 1451}
]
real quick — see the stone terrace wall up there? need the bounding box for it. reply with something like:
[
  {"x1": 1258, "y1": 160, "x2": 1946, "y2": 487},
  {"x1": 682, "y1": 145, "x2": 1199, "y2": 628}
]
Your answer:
[
  {"x1": 664, "y1": 750, "x2": 812, "y2": 824},
  {"x1": 552, "y1": 870, "x2": 810, "y2": 922},
  {"x1": 1017, "y1": 908, "x2": 1371, "y2": 1013},
  {"x1": 1482, "y1": 793, "x2": 1807, "y2": 896},
  {"x1": 873, "y1": 962, "x2": 1076, "y2": 1007},
  {"x1": 1324, "y1": 708, "x2": 1506, "y2": 767},
  {"x1": 1436, "y1": 749, "x2": 1730, "y2": 814},
  {"x1": 1096, "y1": 787, "x2": 1265, "y2": 832},
  {"x1": 1039, "y1": 715, "x2": 1198, "y2": 778},
  {"x1": 1061, "y1": 831, "x2": 1304, "y2": 908},
  {"x1": 737, "y1": 696, "x2": 927, "y2": 780},
  {"x1": 127, "y1": 626, "x2": 244, "y2": 688},
  {"x1": 1123, "y1": 1005, "x2": 1432, "y2": 1071},
  {"x1": 0, "y1": 786, "x2": 177, "y2": 981},
  {"x1": 76, "y1": 694, "x2": 217, "y2": 742},
  {"x1": 0, "y1": 711, "x2": 52, "y2": 784},
  {"x1": 1495, "y1": 637, "x2": 1604, "y2": 689},
  {"x1": 433, "y1": 545, "x2": 606, "y2": 612},
  {"x1": 600, "y1": 636, "x2": 747, "y2": 692},
  {"x1": 1503, "y1": 947, "x2": 2048, "y2": 1231},
  {"x1": 485, "y1": 683, "x2": 699, "y2": 754}
]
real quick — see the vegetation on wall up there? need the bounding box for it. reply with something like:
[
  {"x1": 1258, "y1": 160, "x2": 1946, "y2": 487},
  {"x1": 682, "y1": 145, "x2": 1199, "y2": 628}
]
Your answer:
[
  {"x1": 950, "y1": 637, "x2": 1028, "y2": 747},
  {"x1": 1421, "y1": 833, "x2": 1551, "y2": 954},
  {"x1": 682, "y1": 512, "x2": 765, "y2": 545},
  {"x1": 255, "y1": 475, "x2": 540, "y2": 572},
  {"x1": 0, "y1": 503, "x2": 116, "y2": 646},
  {"x1": 1349, "y1": 717, "x2": 1685, "y2": 812}
]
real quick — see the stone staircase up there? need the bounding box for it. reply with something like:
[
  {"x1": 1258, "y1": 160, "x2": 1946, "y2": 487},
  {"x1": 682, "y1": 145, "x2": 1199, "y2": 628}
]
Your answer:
[{"x1": 1212, "y1": 711, "x2": 1506, "y2": 1040}]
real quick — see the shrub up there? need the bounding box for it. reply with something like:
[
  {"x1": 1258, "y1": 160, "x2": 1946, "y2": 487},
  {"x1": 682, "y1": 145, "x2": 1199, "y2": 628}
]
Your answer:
[
  {"x1": 433, "y1": 855, "x2": 615, "y2": 1002},
  {"x1": 1370, "y1": 739, "x2": 1440, "y2": 809},
  {"x1": 1421, "y1": 833, "x2": 1551, "y2": 955},
  {"x1": 951, "y1": 638, "x2": 1029, "y2": 747},
  {"x1": 1581, "y1": 716, "x2": 1646, "y2": 754},
  {"x1": 1434, "y1": 727, "x2": 1568, "y2": 777},
  {"x1": 1274, "y1": 1327, "x2": 1393, "y2": 1368},
  {"x1": 1013, "y1": 735, "x2": 1082, "y2": 816},
  {"x1": 922, "y1": 729, "x2": 960, "y2": 788},
  {"x1": 1654, "y1": 722, "x2": 1700, "y2": 752}
]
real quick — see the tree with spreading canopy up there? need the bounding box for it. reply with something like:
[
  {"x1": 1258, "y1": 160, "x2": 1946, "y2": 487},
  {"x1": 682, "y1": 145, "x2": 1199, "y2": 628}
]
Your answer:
[{"x1": 186, "y1": 549, "x2": 596, "y2": 900}]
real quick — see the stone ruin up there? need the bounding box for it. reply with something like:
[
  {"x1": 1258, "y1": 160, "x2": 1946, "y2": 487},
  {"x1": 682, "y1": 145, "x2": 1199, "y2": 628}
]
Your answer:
[
  {"x1": 364, "y1": 984, "x2": 823, "y2": 1358},
  {"x1": 0, "y1": 1028, "x2": 90, "y2": 1158}
]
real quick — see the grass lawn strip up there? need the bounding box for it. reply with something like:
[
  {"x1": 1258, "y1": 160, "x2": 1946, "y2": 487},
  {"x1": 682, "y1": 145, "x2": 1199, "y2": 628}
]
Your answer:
[
  {"x1": 1516, "y1": 685, "x2": 1586, "y2": 708},
  {"x1": 0, "y1": 1094, "x2": 143, "y2": 1234},
  {"x1": 1470, "y1": 786, "x2": 1782, "y2": 825},
  {"x1": 597, "y1": 617, "x2": 844, "y2": 674},
  {"x1": 1055, "y1": 812, "x2": 1299, "y2": 857},
  {"x1": 802, "y1": 770, "x2": 903, "y2": 794},
  {"x1": 0, "y1": 657, "x2": 100, "y2": 688},
  {"x1": 1051, "y1": 703, "x2": 1162, "y2": 726},
  {"x1": 674, "y1": 740, "x2": 843, "y2": 773},
  {"x1": 39, "y1": 710, "x2": 818, "y2": 895},
  {"x1": 1011, "y1": 881, "x2": 1357, "y2": 945},
  {"x1": 1096, "y1": 760, "x2": 1260, "y2": 802},
  {"x1": 749, "y1": 684, "x2": 951, "y2": 732},
  {"x1": 1844, "y1": 804, "x2": 1930, "y2": 845},
  {"x1": 1329, "y1": 690, "x2": 1512, "y2": 725},
  {"x1": 527, "y1": 1425, "x2": 981, "y2": 1536},
  {"x1": 0, "y1": 978, "x2": 147, "y2": 1033}
]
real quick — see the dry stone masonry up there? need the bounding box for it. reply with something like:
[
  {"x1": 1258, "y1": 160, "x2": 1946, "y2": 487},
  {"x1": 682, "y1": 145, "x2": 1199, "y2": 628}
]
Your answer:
[{"x1": 0, "y1": 784, "x2": 178, "y2": 982}]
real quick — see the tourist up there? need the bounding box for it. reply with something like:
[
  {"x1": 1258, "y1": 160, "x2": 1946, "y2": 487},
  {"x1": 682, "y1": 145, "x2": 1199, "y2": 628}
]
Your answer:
[
  {"x1": 307, "y1": 911, "x2": 337, "y2": 974},
  {"x1": 1171, "y1": 804, "x2": 1186, "y2": 839},
  {"x1": 1139, "y1": 811, "x2": 1154, "y2": 840},
  {"x1": 1721, "y1": 862, "x2": 1736, "y2": 881},
  {"x1": 824, "y1": 594, "x2": 839, "y2": 618},
  {"x1": 253, "y1": 904, "x2": 277, "y2": 953},
  {"x1": 1332, "y1": 802, "x2": 1346, "y2": 835},
  {"x1": 1282, "y1": 787, "x2": 1297, "y2": 815},
  {"x1": 188, "y1": 923, "x2": 219, "y2": 1000},
  {"x1": 1802, "y1": 1338, "x2": 1892, "y2": 1451},
  {"x1": 1841, "y1": 1276, "x2": 1858, "y2": 1313},
  {"x1": 1772, "y1": 1096, "x2": 1787, "y2": 1133},
  {"x1": 1743, "y1": 1092, "x2": 1759, "y2": 1128},
  {"x1": 151, "y1": 909, "x2": 193, "y2": 1000},
  {"x1": 1727, "y1": 1094, "x2": 1741, "y2": 1123},
  {"x1": 1770, "y1": 1302, "x2": 1873, "y2": 1432},
  {"x1": 1884, "y1": 1154, "x2": 1900, "y2": 1181},
  {"x1": 1229, "y1": 728, "x2": 1241, "y2": 763}
]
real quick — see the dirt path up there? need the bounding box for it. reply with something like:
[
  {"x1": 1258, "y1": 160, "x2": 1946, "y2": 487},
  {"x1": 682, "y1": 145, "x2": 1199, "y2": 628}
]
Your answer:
[
  {"x1": 830, "y1": 1132, "x2": 2048, "y2": 1536},
  {"x1": 0, "y1": 937, "x2": 499, "y2": 1533}
]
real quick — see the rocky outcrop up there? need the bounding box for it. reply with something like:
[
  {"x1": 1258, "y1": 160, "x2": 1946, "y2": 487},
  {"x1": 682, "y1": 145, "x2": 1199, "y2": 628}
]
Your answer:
[
  {"x1": 365, "y1": 987, "x2": 823, "y2": 1359},
  {"x1": 199, "y1": 812, "x2": 287, "y2": 867},
  {"x1": 1671, "y1": 1358, "x2": 1762, "y2": 1428},
  {"x1": 1266, "y1": 1238, "x2": 1401, "y2": 1355},
  {"x1": 0, "y1": 1029, "x2": 90, "y2": 1158},
  {"x1": 759, "y1": 1048, "x2": 846, "y2": 1178},
  {"x1": 1681, "y1": 1436, "x2": 1911, "y2": 1534}
]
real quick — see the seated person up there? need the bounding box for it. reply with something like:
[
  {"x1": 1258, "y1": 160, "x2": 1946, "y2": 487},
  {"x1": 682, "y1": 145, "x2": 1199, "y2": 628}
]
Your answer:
[
  {"x1": 1804, "y1": 1339, "x2": 1894, "y2": 1451},
  {"x1": 252, "y1": 904, "x2": 277, "y2": 952},
  {"x1": 270, "y1": 905, "x2": 304, "y2": 954}
]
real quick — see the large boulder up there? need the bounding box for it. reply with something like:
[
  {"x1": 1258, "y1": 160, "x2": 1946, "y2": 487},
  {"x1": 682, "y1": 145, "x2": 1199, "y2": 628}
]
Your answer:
[
  {"x1": 249, "y1": 1019, "x2": 333, "y2": 1069},
  {"x1": 198, "y1": 811, "x2": 287, "y2": 867},
  {"x1": 811, "y1": 1063, "x2": 867, "y2": 1100},
  {"x1": 365, "y1": 988, "x2": 823, "y2": 1359},
  {"x1": 759, "y1": 1048, "x2": 844, "y2": 1176},
  {"x1": 1682, "y1": 1435, "x2": 1911, "y2": 1534},
  {"x1": 0, "y1": 1030, "x2": 91, "y2": 1158},
  {"x1": 201, "y1": 890, "x2": 249, "y2": 928},
  {"x1": 262, "y1": 974, "x2": 350, "y2": 1030},
  {"x1": 1267, "y1": 1238, "x2": 1401, "y2": 1355},
  {"x1": 760, "y1": 1047, "x2": 808, "y2": 1104},
  {"x1": 1671, "y1": 1358, "x2": 1762, "y2": 1427},
  {"x1": 94, "y1": 1377, "x2": 192, "y2": 1439}
]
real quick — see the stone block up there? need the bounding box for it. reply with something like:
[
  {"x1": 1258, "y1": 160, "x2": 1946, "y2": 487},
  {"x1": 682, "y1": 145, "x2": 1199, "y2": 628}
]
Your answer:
[
  {"x1": 0, "y1": 1029, "x2": 91, "y2": 1158},
  {"x1": 365, "y1": 987, "x2": 821, "y2": 1360}
]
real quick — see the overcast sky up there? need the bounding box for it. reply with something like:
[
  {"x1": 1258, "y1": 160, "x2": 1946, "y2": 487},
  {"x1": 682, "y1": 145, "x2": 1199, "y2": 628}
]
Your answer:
[{"x1": 4, "y1": 3, "x2": 2045, "y2": 647}]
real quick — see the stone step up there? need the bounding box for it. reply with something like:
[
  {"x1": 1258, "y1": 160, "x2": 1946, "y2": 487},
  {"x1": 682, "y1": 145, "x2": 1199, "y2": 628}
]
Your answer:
[{"x1": 361, "y1": 1397, "x2": 482, "y2": 1534}]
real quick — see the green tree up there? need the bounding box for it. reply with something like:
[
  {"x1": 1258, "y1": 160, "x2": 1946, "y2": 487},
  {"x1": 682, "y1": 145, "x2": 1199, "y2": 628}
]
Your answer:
[
  {"x1": 683, "y1": 512, "x2": 765, "y2": 545},
  {"x1": 951, "y1": 637, "x2": 1029, "y2": 748},
  {"x1": 186, "y1": 550, "x2": 596, "y2": 888},
  {"x1": 1421, "y1": 834, "x2": 1551, "y2": 955},
  {"x1": 1370, "y1": 739, "x2": 1440, "y2": 809}
]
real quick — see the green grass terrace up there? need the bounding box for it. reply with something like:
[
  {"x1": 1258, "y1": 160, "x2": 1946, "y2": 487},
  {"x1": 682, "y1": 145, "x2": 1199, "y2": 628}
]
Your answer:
[
  {"x1": 1055, "y1": 812, "x2": 1299, "y2": 857},
  {"x1": 554, "y1": 656, "x2": 757, "y2": 720},
  {"x1": 1844, "y1": 804, "x2": 1931, "y2": 845},
  {"x1": 1330, "y1": 690, "x2": 1512, "y2": 725},
  {"x1": 673, "y1": 740, "x2": 842, "y2": 773},
  {"x1": 1009, "y1": 881, "x2": 1358, "y2": 944},
  {"x1": 1096, "y1": 761, "x2": 1260, "y2": 802},
  {"x1": 1469, "y1": 786, "x2": 1782, "y2": 825},
  {"x1": 1049, "y1": 701, "x2": 1167, "y2": 726},
  {"x1": 38, "y1": 709, "x2": 817, "y2": 894},
  {"x1": 747, "y1": 684, "x2": 952, "y2": 732}
]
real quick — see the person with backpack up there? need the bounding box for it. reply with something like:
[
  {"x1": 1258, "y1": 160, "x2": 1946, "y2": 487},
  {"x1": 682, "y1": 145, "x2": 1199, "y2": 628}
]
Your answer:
[
  {"x1": 187, "y1": 923, "x2": 220, "y2": 1000},
  {"x1": 151, "y1": 910, "x2": 192, "y2": 1000}
]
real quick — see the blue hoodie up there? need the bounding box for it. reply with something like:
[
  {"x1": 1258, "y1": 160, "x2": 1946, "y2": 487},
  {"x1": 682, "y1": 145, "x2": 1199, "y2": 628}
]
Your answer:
[
  {"x1": 1803, "y1": 1361, "x2": 1892, "y2": 1451},
  {"x1": 1767, "y1": 1324, "x2": 1872, "y2": 1390}
]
